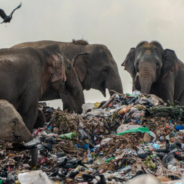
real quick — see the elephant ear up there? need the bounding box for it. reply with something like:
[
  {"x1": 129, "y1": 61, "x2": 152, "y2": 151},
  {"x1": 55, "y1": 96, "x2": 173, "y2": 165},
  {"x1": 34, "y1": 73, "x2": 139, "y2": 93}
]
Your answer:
[
  {"x1": 71, "y1": 53, "x2": 89, "y2": 82},
  {"x1": 121, "y1": 48, "x2": 136, "y2": 78},
  {"x1": 162, "y1": 49, "x2": 182, "y2": 79},
  {"x1": 48, "y1": 53, "x2": 67, "y2": 82}
]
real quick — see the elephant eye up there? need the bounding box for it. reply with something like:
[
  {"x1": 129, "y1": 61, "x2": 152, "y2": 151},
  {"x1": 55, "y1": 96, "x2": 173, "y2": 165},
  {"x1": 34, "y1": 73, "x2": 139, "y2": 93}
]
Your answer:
[
  {"x1": 156, "y1": 63, "x2": 159, "y2": 68},
  {"x1": 103, "y1": 70, "x2": 109, "y2": 74},
  {"x1": 67, "y1": 66, "x2": 71, "y2": 70}
]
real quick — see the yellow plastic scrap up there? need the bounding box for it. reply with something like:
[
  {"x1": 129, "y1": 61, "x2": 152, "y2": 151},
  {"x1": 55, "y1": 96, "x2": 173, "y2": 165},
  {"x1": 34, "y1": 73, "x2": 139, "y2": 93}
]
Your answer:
[
  {"x1": 15, "y1": 181, "x2": 21, "y2": 184},
  {"x1": 94, "y1": 102, "x2": 100, "y2": 108},
  {"x1": 32, "y1": 166, "x2": 37, "y2": 170}
]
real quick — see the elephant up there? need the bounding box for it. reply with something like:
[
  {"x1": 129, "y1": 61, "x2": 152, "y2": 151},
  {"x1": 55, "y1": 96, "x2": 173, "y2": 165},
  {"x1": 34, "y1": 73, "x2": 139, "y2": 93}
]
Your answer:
[
  {"x1": 0, "y1": 100, "x2": 37, "y2": 167},
  {"x1": 0, "y1": 44, "x2": 69, "y2": 131},
  {"x1": 122, "y1": 41, "x2": 184, "y2": 105},
  {"x1": 12, "y1": 39, "x2": 123, "y2": 111},
  {"x1": 34, "y1": 109, "x2": 46, "y2": 128}
]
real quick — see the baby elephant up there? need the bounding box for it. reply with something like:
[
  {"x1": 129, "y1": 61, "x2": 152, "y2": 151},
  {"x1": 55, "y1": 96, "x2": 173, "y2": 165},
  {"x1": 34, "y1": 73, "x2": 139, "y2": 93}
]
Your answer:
[{"x1": 0, "y1": 100, "x2": 37, "y2": 167}]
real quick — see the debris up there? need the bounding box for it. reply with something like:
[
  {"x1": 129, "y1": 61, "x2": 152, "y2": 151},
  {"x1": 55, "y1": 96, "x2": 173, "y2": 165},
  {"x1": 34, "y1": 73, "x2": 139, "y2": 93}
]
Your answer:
[{"x1": 1, "y1": 92, "x2": 184, "y2": 183}]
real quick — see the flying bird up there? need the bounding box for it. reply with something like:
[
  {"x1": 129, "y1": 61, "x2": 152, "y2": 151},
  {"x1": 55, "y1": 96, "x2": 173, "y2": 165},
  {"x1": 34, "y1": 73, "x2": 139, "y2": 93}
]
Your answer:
[{"x1": 0, "y1": 3, "x2": 22, "y2": 24}]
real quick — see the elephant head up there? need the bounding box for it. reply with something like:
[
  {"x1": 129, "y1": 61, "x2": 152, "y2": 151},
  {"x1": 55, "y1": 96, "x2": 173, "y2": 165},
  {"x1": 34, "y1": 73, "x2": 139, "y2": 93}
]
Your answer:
[
  {"x1": 0, "y1": 100, "x2": 37, "y2": 166},
  {"x1": 40, "y1": 44, "x2": 85, "y2": 113},
  {"x1": 71, "y1": 44, "x2": 123, "y2": 96},
  {"x1": 122, "y1": 41, "x2": 181, "y2": 94},
  {"x1": 39, "y1": 44, "x2": 67, "y2": 96}
]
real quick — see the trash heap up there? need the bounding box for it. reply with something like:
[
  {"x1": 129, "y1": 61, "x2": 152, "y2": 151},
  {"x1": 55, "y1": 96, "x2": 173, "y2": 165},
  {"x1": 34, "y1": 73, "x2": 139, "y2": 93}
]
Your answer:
[{"x1": 1, "y1": 92, "x2": 184, "y2": 183}]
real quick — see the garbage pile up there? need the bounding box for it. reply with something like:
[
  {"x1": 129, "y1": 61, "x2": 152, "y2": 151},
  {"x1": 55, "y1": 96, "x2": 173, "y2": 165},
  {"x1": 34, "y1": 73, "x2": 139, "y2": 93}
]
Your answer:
[{"x1": 1, "y1": 92, "x2": 184, "y2": 183}]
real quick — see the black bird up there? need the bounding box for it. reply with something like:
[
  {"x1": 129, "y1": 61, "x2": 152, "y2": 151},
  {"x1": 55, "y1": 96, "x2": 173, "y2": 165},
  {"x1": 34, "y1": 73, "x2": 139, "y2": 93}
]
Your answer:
[
  {"x1": 68, "y1": 171, "x2": 79, "y2": 179},
  {"x1": 165, "y1": 139, "x2": 170, "y2": 151},
  {"x1": 57, "y1": 173, "x2": 66, "y2": 178},
  {"x1": 57, "y1": 158, "x2": 67, "y2": 168},
  {"x1": 0, "y1": 3, "x2": 22, "y2": 24},
  {"x1": 63, "y1": 160, "x2": 87, "y2": 169},
  {"x1": 77, "y1": 160, "x2": 88, "y2": 168},
  {"x1": 96, "y1": 175, "x2": 106, "y2": 184},
  {"x1": 49, "y1": 169, "x2": 59, "y2": 177},
  {"x1": 49, "y1": 169, "x2": 66, "y2": 178}
]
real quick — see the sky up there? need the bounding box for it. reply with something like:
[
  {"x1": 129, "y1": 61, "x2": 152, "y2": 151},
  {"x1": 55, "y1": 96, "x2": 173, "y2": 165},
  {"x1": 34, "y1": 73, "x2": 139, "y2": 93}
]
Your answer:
[{"x1": 1, "y1": 0, "x2": 184, "y2": 108}]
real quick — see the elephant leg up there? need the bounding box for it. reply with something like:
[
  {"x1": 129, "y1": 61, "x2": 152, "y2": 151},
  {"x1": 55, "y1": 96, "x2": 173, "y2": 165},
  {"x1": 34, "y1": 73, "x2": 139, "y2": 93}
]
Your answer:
[
  {"x1": 178, "y1": 91, "x2": 184, "y2": 106},
  {"x1": 34, "y1": 109, "x2": 46, "y2": 128},
  {"x1": 59, "y1": 93, "x2": 76, "y2": 112},
  {"x1": 18, "y1": 91, "x2": 39, "y2": 131},
  {"x1": 152, "y1": 75, "x2": 174, "y2": 104},
  {"x1": 19, "y1": 105, "x2": 38, "y2": 131}
]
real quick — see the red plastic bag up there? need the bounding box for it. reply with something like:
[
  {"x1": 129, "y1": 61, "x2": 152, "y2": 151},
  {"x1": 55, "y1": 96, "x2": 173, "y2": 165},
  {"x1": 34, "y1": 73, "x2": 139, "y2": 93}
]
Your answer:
[
  {"x1": 38, "y1": 156, "x2": 49, "y2": 165},
  {"x1": 32, "y1": 128, "x2": 43, "y2": 136}
]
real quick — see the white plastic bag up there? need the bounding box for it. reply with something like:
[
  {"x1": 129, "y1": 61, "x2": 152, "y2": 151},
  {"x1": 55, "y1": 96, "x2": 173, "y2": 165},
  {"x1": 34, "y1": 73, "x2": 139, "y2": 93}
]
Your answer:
[{"x1": 18, "y1": 170, "x2": 54, "y2": 184}]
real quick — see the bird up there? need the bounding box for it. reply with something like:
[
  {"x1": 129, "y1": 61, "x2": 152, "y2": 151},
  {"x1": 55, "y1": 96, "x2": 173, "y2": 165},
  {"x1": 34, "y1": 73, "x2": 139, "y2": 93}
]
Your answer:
[
  {"x1": 68, "y1": 171, "x2": 79, "y2": 179},
  {"x1": 57, "y1": 158, "x2": 68, "y2": 168},
  {"x1": 165, "y1": 139, "x2": 170, "y2": 151},
  {"x1": 0, "y1": 3, "x2": 22, "y2": 24},
  {"x1": 96, "y1": 175, "x2": 106, "y2": 184},
  {"x1": 49, "y1": 169, "x2": 59, "y2": 177},
  {"x1": 49, "y1": 169, "x2": 66, "y2": 178},
  {"x1": 63, "y1": 160, "x2": 88, "y2": 169}
]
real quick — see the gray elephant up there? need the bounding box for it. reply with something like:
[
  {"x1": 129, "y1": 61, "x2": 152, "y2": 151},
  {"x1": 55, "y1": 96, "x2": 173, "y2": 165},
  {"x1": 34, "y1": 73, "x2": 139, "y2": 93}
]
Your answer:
[
  {"x1": 0, "y1": 44, "x2": 70, "y2": 131},
  {"x1": 0, "y1": 100, "x2": 37, "y2": 166},
  {"x1": 122, "y1": 41, "x2": 184, "y2": 105},
  {"x1": 12, "y1": 39, "x2": 123, "y2": 111}
]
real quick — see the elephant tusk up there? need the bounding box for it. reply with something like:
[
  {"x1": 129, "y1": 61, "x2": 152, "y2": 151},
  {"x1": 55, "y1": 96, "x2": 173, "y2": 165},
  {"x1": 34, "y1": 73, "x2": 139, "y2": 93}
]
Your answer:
[{"x1": 135, "y1": 72, "x2": 139, "y2": 82}]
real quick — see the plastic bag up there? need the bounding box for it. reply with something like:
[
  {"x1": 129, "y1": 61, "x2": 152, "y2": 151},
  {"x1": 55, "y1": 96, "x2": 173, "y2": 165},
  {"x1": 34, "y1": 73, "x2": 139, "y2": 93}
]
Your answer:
[
  {"x1": 59, "y1": 132, "x2": 77, "y2": 139},
  {"x1": 18, "y1": 170, "x2": 55, "y2": 184},
  {"x1": 116, "y1": 126, "x2": 150, "y2": 136},
  {"x1": 116, "y1": 124, "x2": 142, "y2": 134}
]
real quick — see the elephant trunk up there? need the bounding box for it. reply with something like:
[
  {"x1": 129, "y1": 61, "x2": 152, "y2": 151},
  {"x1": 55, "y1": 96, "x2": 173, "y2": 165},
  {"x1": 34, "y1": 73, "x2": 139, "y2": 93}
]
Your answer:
[
  {"x1": 18, "y1": 122, "x2": 33, "y2": 142},
  {"x1": 139, "y1": 62, "x2": 156, "y2": 94},
  {"x1": 66, "y1": 67, "x2": 85, "y2": 113},
  {"x1": 106, "y1": 70, "x2": 123, "y2": 96},
  {"x1": 16, "y1": 117, "x2": 38, "y2": 167}
]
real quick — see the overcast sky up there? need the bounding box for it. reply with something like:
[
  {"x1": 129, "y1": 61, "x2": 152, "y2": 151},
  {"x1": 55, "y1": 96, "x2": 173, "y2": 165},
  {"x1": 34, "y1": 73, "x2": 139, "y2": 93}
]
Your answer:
[{"x1": 1, "y1": 0, "x2": 184, "y2": 108}]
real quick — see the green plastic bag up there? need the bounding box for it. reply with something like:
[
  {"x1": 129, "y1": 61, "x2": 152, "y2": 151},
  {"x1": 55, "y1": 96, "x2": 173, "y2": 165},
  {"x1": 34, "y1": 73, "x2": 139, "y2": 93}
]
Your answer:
[
  {"x1": 0, "y1": 180, "x2": 3, "y2": 184},
  {"x1": 59, "y1": 132, "x2": 77, "y2": 139},
  {"x1": 126, "y1": 93, "x2": 137, "y2": 97},
  {"x1": 116, "y1": 127, "x2": 150, "y2": 136},
  {"x1": 105, "y1": 157, "x2": 114, "y2": 163}
]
